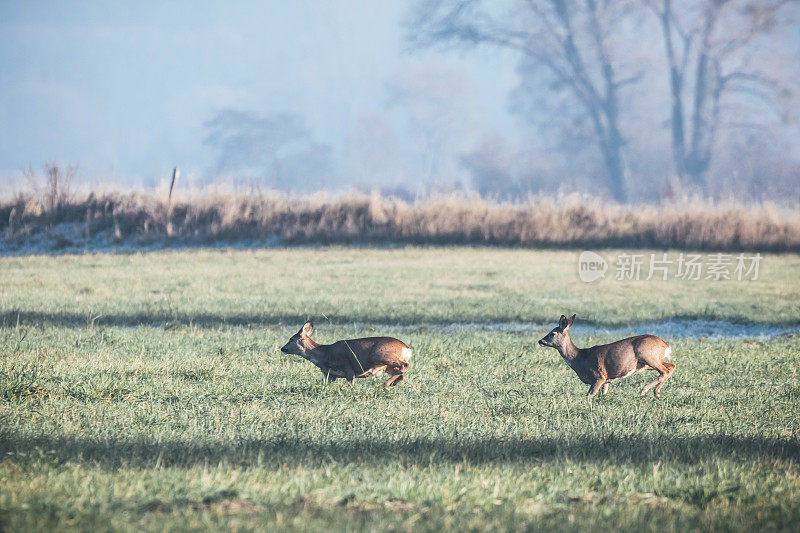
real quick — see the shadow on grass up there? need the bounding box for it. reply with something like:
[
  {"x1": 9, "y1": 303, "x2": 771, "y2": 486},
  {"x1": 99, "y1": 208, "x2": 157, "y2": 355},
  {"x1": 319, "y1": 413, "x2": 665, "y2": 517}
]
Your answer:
[
  {"x1": 2, "y1": 310, "x2": 800, "y2": 330},
  {"x1": 2, "y1": 434, "x2": 798, "y2": 470}
]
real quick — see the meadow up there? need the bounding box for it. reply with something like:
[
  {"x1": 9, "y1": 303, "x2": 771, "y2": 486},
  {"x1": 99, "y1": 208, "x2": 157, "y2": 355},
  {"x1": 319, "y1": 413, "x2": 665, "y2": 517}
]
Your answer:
[{"x1": 1, "y1": 247, "x2": 799, "y2": 531}]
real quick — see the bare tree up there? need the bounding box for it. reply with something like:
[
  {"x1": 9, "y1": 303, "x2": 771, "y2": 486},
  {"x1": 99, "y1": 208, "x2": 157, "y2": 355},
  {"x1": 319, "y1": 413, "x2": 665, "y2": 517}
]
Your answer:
[
  {"x1": 23, "y1": 162, "x2": 76, "y2": 216},
  {"x1": 409, "y1": 0, "x2": 641, "y2": 201},
  {"x1": 204, "y1": 110, "x2": 331, "y2": 190},
  {"x1": 648, "y1": 0, "x2": 794, "y2": 188},
  {"x1": 345, "y1": 111, "x2": 408, "y2": 191},
  {"x1": 386, "y1": 60, "x2": 482, "y2": 192},
  {"x1": 460, "y1": 136, "x2": 518, "y2": 198}
]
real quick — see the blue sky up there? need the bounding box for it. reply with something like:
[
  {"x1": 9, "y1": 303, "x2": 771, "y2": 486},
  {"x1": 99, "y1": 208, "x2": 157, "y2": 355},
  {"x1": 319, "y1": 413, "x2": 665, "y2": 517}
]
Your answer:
[{"x1": 0, "y1": 1, "x2": 519, "y2": 188}]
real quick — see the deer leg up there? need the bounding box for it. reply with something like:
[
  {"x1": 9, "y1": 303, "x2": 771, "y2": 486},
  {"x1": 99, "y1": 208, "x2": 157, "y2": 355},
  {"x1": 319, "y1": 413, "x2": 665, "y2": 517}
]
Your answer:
[
  {"x1": 653, "y1": 362, "x2": 676, "y2": 397},
  {"x1": 384, "y1": 373, "x2": 404, "y2": 388},
  {"x1": 383, "y1": 364, "x2": 405, "y2": 389},
  {"x1": 588, "y1": 379, "x2": 604, "y2": 397},
  {"x1": 601, "y1": 382, "x2": 609, "y2": 395},
  {"x1": 640, "y1": 377, "x2": 659, "y2": 396},
  {"x1": 641, "y1": 362, "x2": 674, "y2": 397}
]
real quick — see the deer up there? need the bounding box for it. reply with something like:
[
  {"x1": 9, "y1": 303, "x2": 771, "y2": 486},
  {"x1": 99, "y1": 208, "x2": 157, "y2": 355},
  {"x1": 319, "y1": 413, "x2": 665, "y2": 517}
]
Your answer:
[
  {"x1": 538, "y1": 314, "x2": 675, "y2": 398},
  {"x1": 280, "y1": 321, "x2": 412, "y2": 388}
]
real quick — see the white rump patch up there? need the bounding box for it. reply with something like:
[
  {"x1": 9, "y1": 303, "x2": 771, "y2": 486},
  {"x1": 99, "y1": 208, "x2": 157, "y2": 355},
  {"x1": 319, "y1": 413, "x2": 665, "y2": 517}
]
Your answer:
[
  {"x1": 664, "y1": 346, "x2": 672, "y2": 360},
  {"x1": 402, "y1": 347, "x2": 412, "y2": 360}
]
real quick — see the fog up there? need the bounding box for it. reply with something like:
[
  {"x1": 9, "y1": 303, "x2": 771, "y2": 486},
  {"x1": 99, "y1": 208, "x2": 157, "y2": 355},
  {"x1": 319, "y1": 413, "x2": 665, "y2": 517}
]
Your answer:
[{"x1": 1, "y1": 0, "x2": 798, "y2": 202}]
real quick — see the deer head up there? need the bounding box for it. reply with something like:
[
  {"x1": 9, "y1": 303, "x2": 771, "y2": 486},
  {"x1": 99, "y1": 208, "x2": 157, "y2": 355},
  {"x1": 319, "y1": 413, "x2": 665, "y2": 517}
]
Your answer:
[
  {"x1": 538, "y1": 314, "x2": 576, "y2": 348},
  {"x1": 280, "y1": 321, "x2": 315, "y2": 355}
]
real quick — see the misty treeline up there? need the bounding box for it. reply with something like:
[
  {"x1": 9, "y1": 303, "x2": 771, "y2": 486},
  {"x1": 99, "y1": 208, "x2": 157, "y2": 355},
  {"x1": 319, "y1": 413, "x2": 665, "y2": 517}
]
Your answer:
[
  {"x1": 410, "y1": 0, "x2": 799, "y2": 202},
  {"x1": 201, "y1": 63, "x2": 481, "y2": 200},
  {"x1": 205, "y1": 0, "x2": 798, "y2": 204}
]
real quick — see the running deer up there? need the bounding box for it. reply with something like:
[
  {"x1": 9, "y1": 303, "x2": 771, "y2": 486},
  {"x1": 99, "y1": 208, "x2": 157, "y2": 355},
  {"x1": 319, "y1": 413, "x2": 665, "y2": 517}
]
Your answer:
[
  {"x1": 538, "y1": 314, "x2": 675, "y2": 397},
  {"x1": 280, "y1": 321, "x2": 412, "y2": 388}
]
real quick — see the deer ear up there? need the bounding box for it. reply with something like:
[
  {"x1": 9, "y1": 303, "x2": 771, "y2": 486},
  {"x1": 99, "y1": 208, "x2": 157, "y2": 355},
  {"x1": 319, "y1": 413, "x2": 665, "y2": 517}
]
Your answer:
[
  {"x1": 567, "y1": 314, "x2": 576, "y2": 328},
  {"x1": 302, "y1": 321, "x2": 314, "y2": 336},
  {"x1": 559, "y1": 315, "x2": 568, "y2": 330}
]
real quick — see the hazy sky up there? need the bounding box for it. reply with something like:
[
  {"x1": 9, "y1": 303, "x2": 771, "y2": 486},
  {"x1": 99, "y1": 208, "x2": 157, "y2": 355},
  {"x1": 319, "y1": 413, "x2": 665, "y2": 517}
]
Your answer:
[{"x1": 0, "y1": 1, "x2": 519, "y2": 189}]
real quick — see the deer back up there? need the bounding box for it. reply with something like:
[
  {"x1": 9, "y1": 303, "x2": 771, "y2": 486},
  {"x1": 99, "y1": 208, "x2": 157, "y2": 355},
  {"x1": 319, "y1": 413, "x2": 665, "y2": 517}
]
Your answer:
[
  {"x1": 311, "y1": 336, "x2": 411, "y2": 376},
  {"x1": 583, "y1": 335, "x2": 669, "y2": 379}
]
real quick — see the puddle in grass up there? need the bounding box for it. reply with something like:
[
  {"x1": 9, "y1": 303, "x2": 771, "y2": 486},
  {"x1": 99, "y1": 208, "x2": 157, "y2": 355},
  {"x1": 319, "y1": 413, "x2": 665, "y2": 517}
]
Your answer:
[{"x1": 368, "y1": 320, "x2": 799, "y2": 340}]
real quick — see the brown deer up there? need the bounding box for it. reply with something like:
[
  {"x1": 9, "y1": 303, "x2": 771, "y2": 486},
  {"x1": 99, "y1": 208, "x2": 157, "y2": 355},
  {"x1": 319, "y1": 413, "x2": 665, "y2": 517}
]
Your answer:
[
  {"x1": 538, "y1": 314, "x2": 675, "y2": 397},
  {"x1": 280, "y1": 321, "x2": 412, "y2": 388}
]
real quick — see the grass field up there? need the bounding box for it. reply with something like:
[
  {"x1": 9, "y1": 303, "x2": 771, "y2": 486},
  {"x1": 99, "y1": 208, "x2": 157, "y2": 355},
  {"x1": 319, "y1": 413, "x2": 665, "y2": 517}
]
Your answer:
[{"x1": 1, "y1": 247, "x2": 799, "y2": 531}]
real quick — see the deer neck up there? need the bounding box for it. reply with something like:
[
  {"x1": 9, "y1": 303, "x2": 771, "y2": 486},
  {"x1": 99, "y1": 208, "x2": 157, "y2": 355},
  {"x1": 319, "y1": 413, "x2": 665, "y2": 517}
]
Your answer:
[
  {"x1": 299, "y1": 337, "x2": 323, "y2": 362},
  {"x1": 558, "y1": 333, "x2": 582, "y2": 364}
]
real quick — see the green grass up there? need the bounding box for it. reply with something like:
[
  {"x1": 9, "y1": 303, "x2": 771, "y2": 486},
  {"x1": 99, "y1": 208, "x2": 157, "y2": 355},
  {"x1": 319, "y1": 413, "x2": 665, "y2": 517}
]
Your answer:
[{"x1": 1, "y1": 247, "x2": 799, "y2": 531}]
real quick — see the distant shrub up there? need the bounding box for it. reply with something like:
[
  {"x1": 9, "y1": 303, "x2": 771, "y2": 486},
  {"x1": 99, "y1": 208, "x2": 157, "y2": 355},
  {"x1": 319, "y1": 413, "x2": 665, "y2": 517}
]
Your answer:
[{"x1": 1, "y1": 189, "x2": 798, "y2": 252}]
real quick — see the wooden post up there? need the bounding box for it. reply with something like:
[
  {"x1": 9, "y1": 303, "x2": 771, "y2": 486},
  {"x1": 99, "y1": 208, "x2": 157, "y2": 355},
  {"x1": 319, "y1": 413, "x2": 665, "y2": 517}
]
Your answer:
[
  {"x1": 168, "y1": 167, "x2": 180, "y2": 205},
  {"x1": 167, "y1": 167, "x2": 179, "y2": 237},
  {"x1": 85, "y1": 207, "x2": 92, "y2": 239},
  {"x1": 6, "y1": 207, "x2": 17, "y2": 239},
  {"x1": 113, "y1": 207, "x2": 122, "y2": 242}
]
